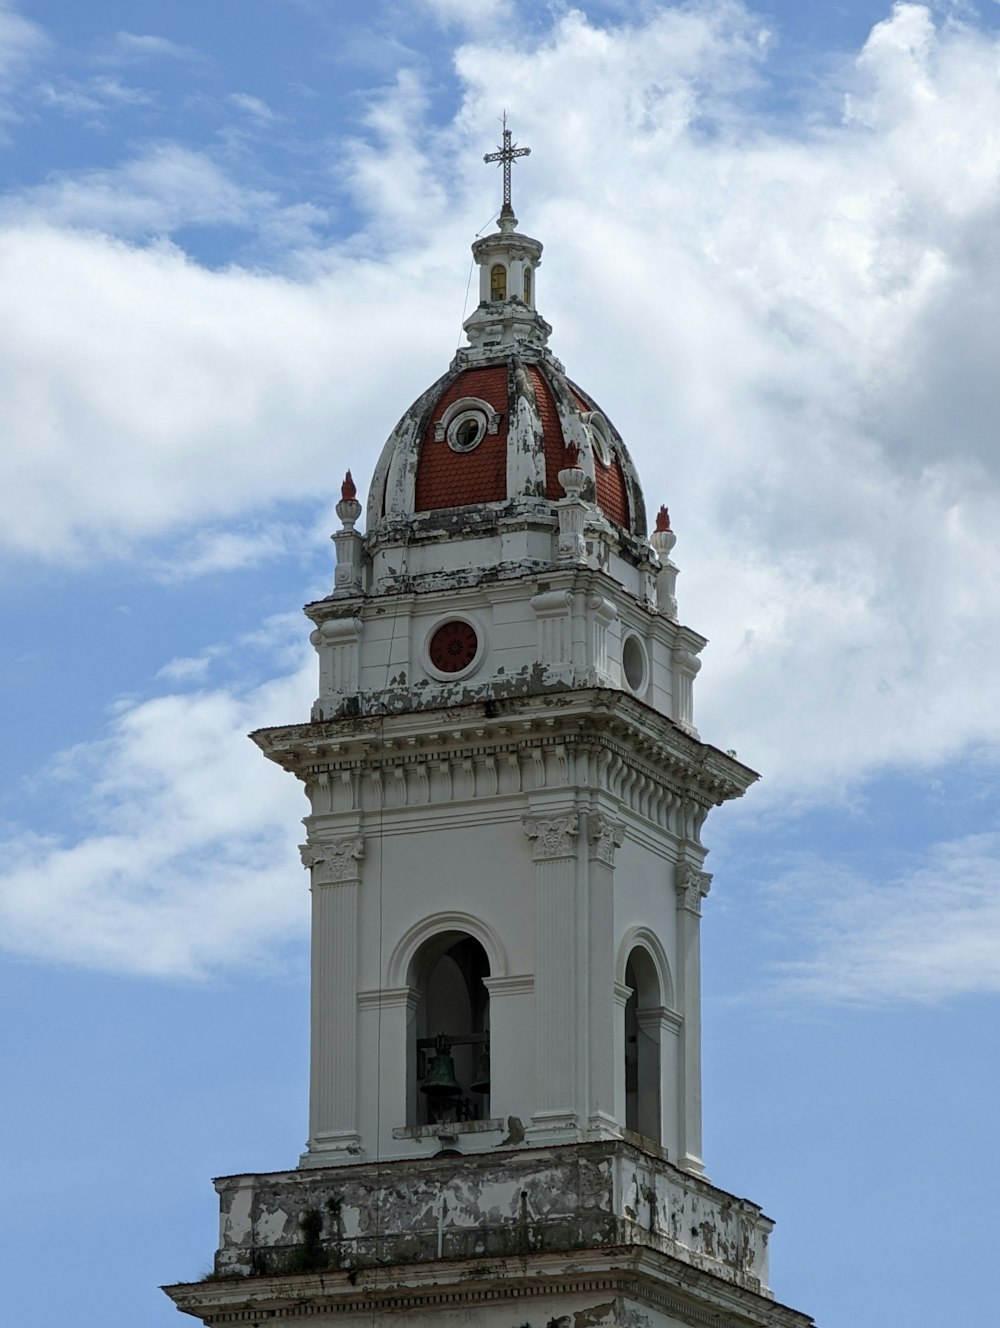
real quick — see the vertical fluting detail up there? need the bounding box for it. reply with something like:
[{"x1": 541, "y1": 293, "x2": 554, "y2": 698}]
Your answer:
[{"x1": 300, "y1": 838, "x2": 364, "y2": 1157}]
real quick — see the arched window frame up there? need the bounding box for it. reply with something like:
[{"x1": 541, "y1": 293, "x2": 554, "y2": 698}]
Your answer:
[
  {"x1": 388, "y1": 914, "x2": 506, "y2": 1130},
  {"x1": 617, "y1": 929, "x2": 677, "y2": 1149}
]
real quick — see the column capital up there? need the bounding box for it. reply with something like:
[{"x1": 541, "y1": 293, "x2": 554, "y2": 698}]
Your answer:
[
  {"x1": 675, "y1": 860, "x2": 712, "y2": 914},
  {"x1": 588, "y1": 813, "x2": 624, "y2": 866},
  {"x1": 522, "y1": 812, "x2": 579, "y2": 861},
  {"x1": 300, "y1": 835, "x2": 365, "y2": 886}
]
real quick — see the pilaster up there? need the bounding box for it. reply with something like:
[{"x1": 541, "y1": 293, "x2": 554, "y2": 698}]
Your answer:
[
  {"x1": 356, "y1": 985, "x2": 419, "y2": 1160},
  {"x1": 674, "y1": 858, "x2": 712, "y2": 1176},
  {"x1": 523, "y1": 809, "x2": 580, "y2": 1141},
  {"x1": 300, "y1": 833, "x2": 365, "y2": 1165},
  {"x1": 587, "y1": 811, "x2": 624, "y2": 1136},
  {"x1": 482, "y1": 973, "x2": 535, "y2": 1131}
]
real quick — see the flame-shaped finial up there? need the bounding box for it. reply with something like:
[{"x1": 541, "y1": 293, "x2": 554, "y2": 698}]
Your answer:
[
  {"x1": 655, "y1": 505, "x2": 671, "y2": 533},
  {"x1": 341, "y1": 470, "x2": 357, "y2": 501},
  {"x1": 563, "y1": 441, "x2": 581, "y2": 470}
]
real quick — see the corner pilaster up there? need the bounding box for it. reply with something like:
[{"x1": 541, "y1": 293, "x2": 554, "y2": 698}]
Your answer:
[
  {"x1": 674, "y1": 858, "x2": 712, "y2": 1176},
  {"x1": 523, "y1": 810, "x2": 579, "y2": 1142},
  {"x1": 587, "y1": 812, "x2": 624, "y2": 1136},
  {"x1": 300, "y1": 834, "x2": 364, "y2": 1166}
]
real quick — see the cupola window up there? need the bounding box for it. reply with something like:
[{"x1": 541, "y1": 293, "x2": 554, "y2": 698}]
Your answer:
[
  {"x1": 490, "y1": 264, "x2": 507, "y2": 301},
  {"x1": 523, "y1": 267, "x2": 532, "y2": 304},
  {"x1": 447, "y1": 411, "x2": 486, "y2": 453}
]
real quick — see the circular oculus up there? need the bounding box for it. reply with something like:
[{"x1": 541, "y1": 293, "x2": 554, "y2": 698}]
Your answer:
[
  {"x1": 447, "y1": 411, "x2": 486, "y2": 453},
  {"x1": 589, "y1": 416, "x2": 612, "y2": 468},
  {"x1": 429, "y1": 620, "x2": 479, "y2": 673}
]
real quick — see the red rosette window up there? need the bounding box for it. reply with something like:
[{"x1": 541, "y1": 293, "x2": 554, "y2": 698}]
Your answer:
[{"x1": 429, "y1": 620, "x2": 479, "y2": 674}]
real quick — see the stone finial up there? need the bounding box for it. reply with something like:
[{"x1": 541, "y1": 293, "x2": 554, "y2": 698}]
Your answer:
[
  {"x1": 563, "y1": 441, "x2": 581, "y2": 470},
  {"x1": 650, "y1": 502, "x2": 678, "y2": 617},
  {"x1": 335, "y1": 468, "x2": 363, "y2": 542}
]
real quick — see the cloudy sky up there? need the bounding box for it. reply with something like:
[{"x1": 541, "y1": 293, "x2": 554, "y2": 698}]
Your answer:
[{"x1": 2, "y1": 1, "x2": 998, "y2": 1324}]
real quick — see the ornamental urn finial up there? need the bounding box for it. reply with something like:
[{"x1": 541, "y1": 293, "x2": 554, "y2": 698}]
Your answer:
[{"x1": 335, "y1": 469, "x2": 362, "y2": 532}]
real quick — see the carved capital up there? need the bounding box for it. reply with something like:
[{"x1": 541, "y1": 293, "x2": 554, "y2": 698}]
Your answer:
[
  {"x1": 523, "y1": 813, "x2": 578, "y2": 861},
  {"x1": 675, "y1": 861, "x2": 712, "y2": 914},
  {"x1": 588, "y1": 813, "x2": 624, "y2": 866},
  {"x1": 672, "y1": 645, "x2": 702, "y2": 677},
  {"x1": 299, "y1": 836, "x2": 365, "y2": 885}
]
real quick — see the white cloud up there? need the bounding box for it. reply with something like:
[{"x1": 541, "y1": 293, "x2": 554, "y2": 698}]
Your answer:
[
  {"x1": 4, "y1": 2, "x2": 1000, "y2": 977},
  {"x1": 105, "y1": 31, "x2": 202, "y2": 64},
  {"x1": 761, "y1": 832, "x2": 1000, "y2": 1004},
  {"x1": 229, "y1": 91, "x2": 279, "y2": 124},
  {"x1": 0, "y1": 649, "x2": 313, "y2": 978},
  {"x1": 0, "y1": 217, "x2": 445, "y2": 561},
  {"x1": 421, "y1": 0, "x2": 514, "y2": 33},
  {"x1": 1, "y1": 144, "x2": 280, "y2": 235},
  {"x1": 0, "y1": 1, "x2": 46, "y2": 81},
  {"x1": 0, "y1": 0, "x2": 48, "y2": 129},
  {"x1": 155, "y1": 654, "x2": 214, "y2": 685},
  {"x1": 150, "y1": 522, "x2": 305, "y2": 582},
  {"x1": 39, "y1": 75, "x2": 152, "y2": 116}
]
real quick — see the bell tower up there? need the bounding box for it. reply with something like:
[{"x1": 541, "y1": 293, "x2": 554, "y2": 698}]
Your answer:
[{"x1": 165, "y1": 129, "x2": 814, "y2": 1328}]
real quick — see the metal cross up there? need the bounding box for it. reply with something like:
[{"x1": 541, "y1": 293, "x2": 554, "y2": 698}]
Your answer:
[{"x1": 483, "y1": 112, "x2": 530, "y2": 212}]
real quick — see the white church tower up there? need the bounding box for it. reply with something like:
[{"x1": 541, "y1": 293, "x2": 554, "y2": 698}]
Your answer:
[{"x1": 165, "y1": 127, "x2": 814, "y2": 1328}]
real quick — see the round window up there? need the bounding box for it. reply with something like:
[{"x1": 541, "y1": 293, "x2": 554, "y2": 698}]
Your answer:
[
  {"x1": 429, "y1": 620, "x2": 480, "y2": 674},
  {"x1": 622, "y1": 633, "x2": 648, "y2": 694},
  {"x1": 447, "y1": 411, "x2": 486, "y2": 453},
  {"x1": 587, "y1": 413, "x2": 612, "y2": 467}
]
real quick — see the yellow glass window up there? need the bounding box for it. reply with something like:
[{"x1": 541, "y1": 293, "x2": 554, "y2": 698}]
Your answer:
[
  {"x1": 523, "y1": 267, "x2": 532, "y2": 304},
  {"x1": 490, "y1": 264, "x2": 506, "y2": 301}
]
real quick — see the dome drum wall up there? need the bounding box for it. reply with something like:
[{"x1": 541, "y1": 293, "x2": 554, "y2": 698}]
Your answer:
[{"x1": 306, "y1": 567, "x2": 707, "y2": 733}]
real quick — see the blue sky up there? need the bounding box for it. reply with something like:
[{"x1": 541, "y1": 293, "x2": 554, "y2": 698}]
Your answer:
[{"x1": 2, "y1": 1, "x2": 999, "y2": 1324}]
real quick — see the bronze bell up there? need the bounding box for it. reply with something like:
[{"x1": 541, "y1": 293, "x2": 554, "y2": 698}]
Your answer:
[
  {"x1": 469, "y1": 1044, "x2": 490, "y2": 1096},
  {"x1": 421, "y1": 1048, "x2": 462, "y2": 1098}
]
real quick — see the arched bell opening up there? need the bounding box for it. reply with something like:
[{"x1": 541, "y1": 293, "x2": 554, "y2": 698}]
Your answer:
[
  {"x1": 624, "y1": 947, "x2": 662, "y2": 1145},
  {"x1": 407, "y1": 931, "x2": 491, "y2": 1126}
]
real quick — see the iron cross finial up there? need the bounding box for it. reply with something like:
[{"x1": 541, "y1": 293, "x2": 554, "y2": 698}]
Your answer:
[{"x1": 483, "y1": 112, "x2": 530, "y2": 214}]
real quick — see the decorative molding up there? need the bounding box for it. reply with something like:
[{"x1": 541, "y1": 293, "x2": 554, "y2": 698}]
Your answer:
[
  {"x1": 299, "y1": 836, "x2": 364, "y2": 885},
  {"x1": 637, "y1": 1005, "x2": 683, "y2": 1036},
  {"x1": 589, "y1": 812, "x2": 624, "y2": 865},
  {"x1": 483, "y1": 973, "x2": 534, "y2": 998},
  {"x1": 523, "y1": 812, "x2": 578, "y2": 861},
  {"x1": 392, "y1": 1118, "x2": 503, "y2": 1141},
  {"x1": 433, "y1": 395, "x2": 501, "y2": 442},
  {"x1": 356, "y1": 986, "x2": 418, "y2": 1011},
  {"x1": 385, "y1": 910, "x2": 510, "y2": 987},
  {"x1": 675, "y1": 861, "x2": 712, "y2": 914},
  {"x1": 616, "y1": 926, "x2": 676, "y2": 1009},
  {"x1": 260, "y1": 690, "x2": 752, "y2": 837},
  {"x1": 295, "y1": 738, "x2": 716, "y2": 840}
]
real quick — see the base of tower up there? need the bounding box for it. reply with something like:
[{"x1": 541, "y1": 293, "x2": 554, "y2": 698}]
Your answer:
[{"x1": 163, "y1": 1139, "x2": 814, "y2": 1328}]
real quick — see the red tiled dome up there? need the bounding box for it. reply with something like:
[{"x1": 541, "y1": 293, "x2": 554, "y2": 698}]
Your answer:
[{"x1": 371, "y1": 353, "x2": 646, "y2": 539}]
